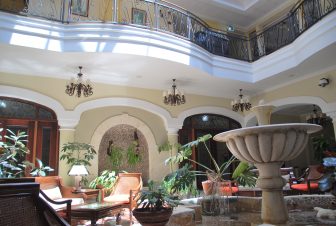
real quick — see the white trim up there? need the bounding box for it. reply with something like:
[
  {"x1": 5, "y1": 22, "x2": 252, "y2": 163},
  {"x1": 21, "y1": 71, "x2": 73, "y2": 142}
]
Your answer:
[
  {"x1": 177, "y1": 106, "x2": 244, "y2": 126},
  {"x1": 245, "y1": 96, "x2": 336, "y2": 126},
  {"x1": 73, "y1": 97, "x2": 175, "y2": 129},
  {"x1": 0, "y1": 85, "x2": 79, "y2": 128}
]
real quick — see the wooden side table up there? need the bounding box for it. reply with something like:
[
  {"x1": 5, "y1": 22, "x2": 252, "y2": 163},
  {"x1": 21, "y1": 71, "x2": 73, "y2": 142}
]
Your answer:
[{"x1": 73, "y1": 189, "x2": 100, "y2": 203}]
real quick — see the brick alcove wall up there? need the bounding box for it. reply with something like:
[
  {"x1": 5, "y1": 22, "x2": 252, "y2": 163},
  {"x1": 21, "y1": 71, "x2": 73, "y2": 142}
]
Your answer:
[{"x1": 98, "y1": 124, "x2": 149, "y2": 184}]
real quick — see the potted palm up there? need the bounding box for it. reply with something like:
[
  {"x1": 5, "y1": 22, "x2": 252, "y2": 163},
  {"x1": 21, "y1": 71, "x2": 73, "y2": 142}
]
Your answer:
[
  {"x1": 132, "y1": 180, "x2": 179, "y2": 226},
  {"x1": 166, "y1": 134, "x2": 256, "y2": 196}
]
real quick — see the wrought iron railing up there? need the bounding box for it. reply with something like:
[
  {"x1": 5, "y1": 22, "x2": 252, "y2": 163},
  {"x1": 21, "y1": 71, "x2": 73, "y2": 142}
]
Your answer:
[{"x1": 0, "y1": 0, "x2": 335, "y2": 62}]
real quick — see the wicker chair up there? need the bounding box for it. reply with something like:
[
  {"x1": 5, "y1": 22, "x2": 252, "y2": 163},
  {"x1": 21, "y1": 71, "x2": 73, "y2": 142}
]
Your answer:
[
  {"x1": 0, "y1": 180, "x2": 69, "y2": 226},
  {"x1": 103, "y1": 173, "x2": 143, "y2": 220}
]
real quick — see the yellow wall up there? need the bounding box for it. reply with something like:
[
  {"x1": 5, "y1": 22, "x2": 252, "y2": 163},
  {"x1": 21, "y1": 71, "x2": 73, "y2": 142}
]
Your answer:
[
  {"x1": 0, "y1": 72, "x2": 232, "y2": 117},
  {"x1": 75, "y1": 106, "x2": 166, "y2": 143},
  {"x1": 252, "y1": 71, "x2": 336, "y2": 105}
]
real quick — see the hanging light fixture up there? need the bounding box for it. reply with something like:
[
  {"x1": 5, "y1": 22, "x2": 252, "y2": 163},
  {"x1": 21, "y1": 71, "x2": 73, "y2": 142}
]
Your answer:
[
  {"x1": 65, "y1": 66, "x2": 93, "y2": 97},
  {"x1": 231, "y1": 88, "x2": 251, "y2": 112},
  {"x1": 163, "y1": 79, "x2": 186, "y2": 106},
  {"x1": 306, "y1": 105, "x2": 328, "y2": 126}
]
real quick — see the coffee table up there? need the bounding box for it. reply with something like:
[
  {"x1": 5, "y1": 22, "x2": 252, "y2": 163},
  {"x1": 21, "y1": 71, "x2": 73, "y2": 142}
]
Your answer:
[{"x1": 71, "y1": 202, "x2": 123, "y2": 225}]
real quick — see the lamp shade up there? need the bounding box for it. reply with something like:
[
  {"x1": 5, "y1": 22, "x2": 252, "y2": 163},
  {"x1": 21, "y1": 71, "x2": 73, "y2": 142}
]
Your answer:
[{"x1": 68, "y1": 165, "x2": 88, "y2": 176}]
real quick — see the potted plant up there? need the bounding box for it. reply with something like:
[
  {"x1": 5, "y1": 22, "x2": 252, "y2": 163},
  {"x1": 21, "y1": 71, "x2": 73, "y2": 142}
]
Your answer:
[
  {"x1": 60, "y1": 142, "x2": 97, "y2": 184},
  {"x1": 0, "y1": 128, "x2": 30, "y2": 178},
  {"x1": 132, "y1": 180, "x2": 179, "y2": 226},
  {"x1": 165, "y1": 134, "x2": 256, "y2": 196},
  {"x1": 89, "y1": 170, "x2": 117, "y2": 196},
  {"x1": 162, "y1": 163, "x2": 198, "y2": 199},
  {"x1": 29, "y1": 158, "x2": 54, "y2": 177}
]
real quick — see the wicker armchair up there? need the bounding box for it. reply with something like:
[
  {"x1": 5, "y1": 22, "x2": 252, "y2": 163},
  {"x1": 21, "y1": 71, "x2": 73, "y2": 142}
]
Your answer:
[
  {"x1": 103, "y1": 173, "x2": 143, "y2": 220},
  {"x1": 0, "y1": 180, "x2": 69, "y2": 226}
]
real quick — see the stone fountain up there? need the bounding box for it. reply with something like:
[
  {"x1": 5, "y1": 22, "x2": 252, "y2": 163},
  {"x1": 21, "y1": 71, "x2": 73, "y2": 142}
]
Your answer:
[{"x1": 213, "y1": 104, "x2": 322, "y2": 225}]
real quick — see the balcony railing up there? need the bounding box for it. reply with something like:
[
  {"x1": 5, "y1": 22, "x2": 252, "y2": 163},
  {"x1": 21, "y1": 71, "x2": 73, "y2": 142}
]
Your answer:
[{"x1": 0, "y1": 0, "x2": 335, "y2": 62}]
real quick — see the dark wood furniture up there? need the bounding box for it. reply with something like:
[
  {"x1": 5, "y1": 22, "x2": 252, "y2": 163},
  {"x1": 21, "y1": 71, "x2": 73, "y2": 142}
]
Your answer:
[
  {"x1": 0, "y1": 180, "x2": 69, "y2": 226},
  {"x1": 35, "y1": 176, "x2": 88, "y2": 222},
  {"x1": 72, "y1": 188, "x2": 100, "y2": 203},
  {"x1": 71, "y1": 202, "x2": 123, "y2": 226}
]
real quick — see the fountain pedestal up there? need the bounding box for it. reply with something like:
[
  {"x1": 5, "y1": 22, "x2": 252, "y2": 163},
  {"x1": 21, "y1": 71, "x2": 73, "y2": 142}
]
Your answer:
[
  {"x1": 214, "y1": 123, "x2": 322, "y2": 225},
  {"x1": 256, "y1": 162, "x2": 288, "y2": 224}
]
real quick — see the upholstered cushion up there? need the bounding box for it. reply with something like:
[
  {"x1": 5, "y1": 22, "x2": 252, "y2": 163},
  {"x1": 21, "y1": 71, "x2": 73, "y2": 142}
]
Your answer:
[
  {"x1": 42, "y1": 187, "x2": 63, "y2": 200},
  {"x1": 104, "y1": 194, "x2": 129, "y2": 203},
  {"x1": 218, "y1": 186, "x2": 239, "y2": 195},
  {"x1": 291, "y1": 183, "x2": 319, "y2": 191},
  {"x1": 41, "y1": 197, "x2": 84, "y2": 211}
]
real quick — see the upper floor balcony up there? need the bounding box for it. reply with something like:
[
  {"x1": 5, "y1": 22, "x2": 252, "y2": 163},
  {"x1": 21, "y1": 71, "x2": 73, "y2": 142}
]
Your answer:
[{"x1": 1, "y1": 0, "x2": 335, "y2": 63}]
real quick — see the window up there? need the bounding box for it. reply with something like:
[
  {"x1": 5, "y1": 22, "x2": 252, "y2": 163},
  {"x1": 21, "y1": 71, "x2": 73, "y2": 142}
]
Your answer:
[{"x1": 0, "y1": 97, "x2": 59, "y2": 175}]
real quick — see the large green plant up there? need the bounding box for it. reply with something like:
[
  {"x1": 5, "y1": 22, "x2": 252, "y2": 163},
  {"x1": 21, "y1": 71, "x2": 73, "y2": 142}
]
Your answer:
[
  {"x1": 0, "y1": 128, "x2": 30, "y2": 178},
  {"x1": 162, "y1": 163, "x2": 198, "y2": 198},
  {"x1": 108, "y1": 141, "x2": 141, "y2": 170},
  {"x1": 165, "y1": 134, "x2": 256, "y2": 186},
  {"x1": 312, "y1": 135, "x2": 331, "y2": 162},
  {"x1": 89, "y1": 170, "x2": 117, "y2": 195},
  {"x1": 60, "y1": 142, "x2": 96, "y2": 167},
  {"x1": 60, "y1": 142, "x2": 97, "y2": 184},
  {"x1": 29, "y1": 158, "x2": 54, "y2": 177},
  {"x1": 136, "y1": 180, "x2": 179, "y2": 211}
]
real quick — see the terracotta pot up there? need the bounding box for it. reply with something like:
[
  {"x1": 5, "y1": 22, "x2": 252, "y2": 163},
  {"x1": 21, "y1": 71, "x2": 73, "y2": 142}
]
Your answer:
[
  {"x1": 202, "y1": 180, "x2": 215, "y2": 195},
  {"x1": 132, "y1": 207, "x2": 172, "y2": 226}
]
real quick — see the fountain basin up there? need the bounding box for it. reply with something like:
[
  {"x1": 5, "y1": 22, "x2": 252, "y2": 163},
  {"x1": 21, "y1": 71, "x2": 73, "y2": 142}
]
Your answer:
[
  {"x1": 213, "y1": 123, "x2": 321, "y2": 163},
  {"x1": 213, "y1": 123, "x2": 322, "y2": 225}
]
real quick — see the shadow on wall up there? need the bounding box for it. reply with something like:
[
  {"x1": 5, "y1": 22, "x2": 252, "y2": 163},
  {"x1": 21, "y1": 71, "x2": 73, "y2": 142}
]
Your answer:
[{"x1": 98, "y1": 124, "x2": 149, "y2": 185}]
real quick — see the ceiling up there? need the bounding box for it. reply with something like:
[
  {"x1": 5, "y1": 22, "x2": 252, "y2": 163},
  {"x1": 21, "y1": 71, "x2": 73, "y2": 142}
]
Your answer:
[{"x1": 166, "y1": 0, "x2": 295, "y2": 31}]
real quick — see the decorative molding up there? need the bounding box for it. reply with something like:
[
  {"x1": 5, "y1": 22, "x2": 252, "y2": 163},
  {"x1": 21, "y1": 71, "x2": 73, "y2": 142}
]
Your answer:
[
  {"x1": 177, "y1": 106, "x2": 244, "y2": 127},
  {"x1": 0, "y1": 85, "x2": 79, "y2": 128},
  {"x1": 245, "y1": 96, "x2": 336, "y2": 126}
]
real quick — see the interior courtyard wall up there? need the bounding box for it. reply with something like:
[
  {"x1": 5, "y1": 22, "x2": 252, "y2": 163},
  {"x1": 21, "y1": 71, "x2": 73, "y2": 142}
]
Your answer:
[
  {"x1": 74, "y1": 106, "x2": 170, "y2": 182},
  {"x1": 252, "y1": 70, "x2": 336, "y2": 105}
]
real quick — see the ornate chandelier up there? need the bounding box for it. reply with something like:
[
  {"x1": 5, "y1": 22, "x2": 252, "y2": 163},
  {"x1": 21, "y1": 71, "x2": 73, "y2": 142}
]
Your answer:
[
  {"x1": 163, "y1": 79, "x2": 186, "y2": 106},
  {"x1": 306, "y1": 105, "x2": 328, "y2": 126},
  {"x1": 65, "y1": 66, "x2": 93, "y2": 97},
  {"x1": 231, "y1": 89, "x2": 251, "y2": 112}
]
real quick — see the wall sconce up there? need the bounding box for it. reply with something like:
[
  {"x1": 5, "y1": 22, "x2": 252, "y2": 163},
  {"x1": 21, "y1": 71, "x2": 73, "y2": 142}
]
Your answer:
[{"x1": 318, "y1": 78, "x2": 329, "y2": 87}]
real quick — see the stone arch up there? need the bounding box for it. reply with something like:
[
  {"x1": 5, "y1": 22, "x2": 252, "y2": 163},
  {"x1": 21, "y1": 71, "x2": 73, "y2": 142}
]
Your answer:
[
  {"x1": 245, "y1": 96, "x2": 330, "y2": 127},
  {"x1": 90, "y1": 114, "x2": 163, "y2": 181}
]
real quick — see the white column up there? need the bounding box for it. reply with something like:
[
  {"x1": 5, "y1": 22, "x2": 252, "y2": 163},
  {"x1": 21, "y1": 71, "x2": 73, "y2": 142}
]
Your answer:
[
  {"x1": 58, "y1": 128, "x2": 75, "y2": 186},
  {"x1": 167, "y1": 128, "x2": 179, "y2": 172}
]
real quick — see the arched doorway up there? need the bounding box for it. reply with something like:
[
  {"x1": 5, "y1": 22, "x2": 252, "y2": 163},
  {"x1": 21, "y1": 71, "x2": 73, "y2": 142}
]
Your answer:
[
  {"x1": 0, "y1": 96, "x2": 59, "y2": 174},
  {"x1": 179, "y1": 114, "x2": 241, "y2": 188}
]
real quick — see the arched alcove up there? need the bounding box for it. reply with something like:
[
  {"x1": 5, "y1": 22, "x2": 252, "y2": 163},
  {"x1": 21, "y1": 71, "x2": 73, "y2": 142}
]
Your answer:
[
  {"x1": 90, "y1": 114, "x2": 165, "y2": 182},
  {"x1": 98, "y1": 124, "x2": 149, "y2": 184}
]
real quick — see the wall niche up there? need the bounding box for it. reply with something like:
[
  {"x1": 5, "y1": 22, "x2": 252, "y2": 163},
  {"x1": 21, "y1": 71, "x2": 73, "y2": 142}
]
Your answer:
[{"x1": 98, "y1": 124, "x2": 149, "y2": 184}]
